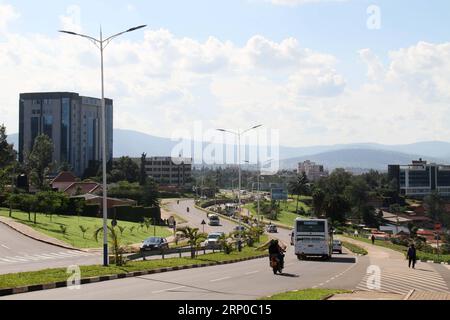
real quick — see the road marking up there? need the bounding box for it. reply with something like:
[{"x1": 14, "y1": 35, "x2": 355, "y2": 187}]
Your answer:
[
  {"x1": 152, "y1": 286, "x2": 186, "y2": 294},
  {"x1": 245, "y1": 271, "x2": 260, "y2": 275},
  {"x1": 210, "y1": 276, "x2": 231, "y2": 282},
  {"x1": 1, "y1": 244, "x2": 10, "y2": 249}
]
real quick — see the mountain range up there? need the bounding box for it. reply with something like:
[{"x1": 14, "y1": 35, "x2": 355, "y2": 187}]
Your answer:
[{"x1": 7, "y1": 129, "x2": 450, "y2": 171}]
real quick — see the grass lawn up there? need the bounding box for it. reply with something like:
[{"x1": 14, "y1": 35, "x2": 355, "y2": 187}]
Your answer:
[
  {"x1": 0, "y1": 238, "x2": 268, "y2": 289},
  {"x1": 341, "y1": 241, "x2": 368, "y2": 255},
  {"x1": 261, "y1": 289, "x2": 351, "y2": 300},
  {"x1": 244, "y1": 202, "x2": 307, "y2": 227},
  {"x1": 0, "y1": 208, "x2": 172, "y2": 249},
  {"x1": 343, "y1": 235, "x2": 450, "y2": 263}
]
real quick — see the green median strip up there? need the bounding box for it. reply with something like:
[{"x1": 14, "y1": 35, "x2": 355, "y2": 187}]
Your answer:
[
  {"x1": 0, "y1": 243, "x2": 268, "y2": 291},
  {"x1": 341, "y1": 241, "x2": 368, "y2": 256},
  {"x1": 260, "y1": 289, "x2": 352, "y2": 300}
]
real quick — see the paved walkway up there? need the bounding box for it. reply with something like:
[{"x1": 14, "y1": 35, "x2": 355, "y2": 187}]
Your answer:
[
  {"x1": 338, "y1": 236, "x2": 450, "y2": 296},
  {"x1": 0, "y1": 216, "x2": 78, "y2": 250}
]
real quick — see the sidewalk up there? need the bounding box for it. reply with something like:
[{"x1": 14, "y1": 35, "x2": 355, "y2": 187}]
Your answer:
[
  {"x1": 0, "y1": 216, "x2": 79, "y2": 251},
  {"x1": 328, "y1": 289, "x2": 450, "y2": 300}
]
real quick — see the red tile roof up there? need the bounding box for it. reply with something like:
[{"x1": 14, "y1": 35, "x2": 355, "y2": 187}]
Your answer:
[
  {"x1": 50, "y1": 172, "x2": 77, "y2": 184},
  {"x1": 64, "y1": 182, "x2": 102, "y2": 196}
]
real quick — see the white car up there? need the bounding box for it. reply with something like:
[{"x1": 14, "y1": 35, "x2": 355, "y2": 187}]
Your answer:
[
  {"x1": 204, "y1": 232, "x2": 224, "y2": 249},
  {"x1": 332, "y1": 240, "x2": 342, "y2": 254}
]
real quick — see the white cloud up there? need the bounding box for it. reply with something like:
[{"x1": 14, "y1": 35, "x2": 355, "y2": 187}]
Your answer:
[
  {"x1": 1, "y1": 4, "x2": 450, "y2": 147},
  {"x1": 0, "y1": 3, "x2": 19, "y2": 31},
  {"x1": 59, "y1": 4, "x2": 82, "y2": 33}
]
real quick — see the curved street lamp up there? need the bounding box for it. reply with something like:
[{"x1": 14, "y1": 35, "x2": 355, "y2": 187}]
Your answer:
[{"x1": 59, "y1": 25, "x2": 147, "y2": 266}]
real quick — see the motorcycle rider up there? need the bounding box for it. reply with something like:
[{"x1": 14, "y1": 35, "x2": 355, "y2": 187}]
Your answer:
[{"x1": 268, "y1": 239, "x2": 285, "y2": 269}]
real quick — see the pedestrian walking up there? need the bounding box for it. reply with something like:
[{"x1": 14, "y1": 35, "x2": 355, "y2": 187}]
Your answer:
[
  {"x1": 407, "y1": 243, "x2": 417, "y2": 269},
  {"x1": 371, "y1": 234, "x2": 375, "y2": 245}
]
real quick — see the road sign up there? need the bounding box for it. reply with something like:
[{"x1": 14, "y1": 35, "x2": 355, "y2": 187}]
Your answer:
[
  {"x1": 201, "y1": 220, "x2": 206, "y2": 225},
  {"x1": 271, "y1": 188, "x2": 288, "y2": 200},
  {"x1": 435, "y1": 223, "x2": 442, "y2": 231}
]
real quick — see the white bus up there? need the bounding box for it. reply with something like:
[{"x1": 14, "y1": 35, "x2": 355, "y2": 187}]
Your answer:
[{"x1": 294, "y1": 218, "x2": 333, "y2": 260}]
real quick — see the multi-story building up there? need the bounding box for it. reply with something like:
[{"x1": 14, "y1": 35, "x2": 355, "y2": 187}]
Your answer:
[
  {"x1": 388, "y1": 159, "x2": 450, "y2": 197},
  {"x1": 19, "y1": 92, "x2": 113, "y2": 176},
  {"x1": 298, "y1": 160, "x2": 328, "y2": 181},
  {"x1": 122, "y1": 156, "x2": 192, "y2": 186}
]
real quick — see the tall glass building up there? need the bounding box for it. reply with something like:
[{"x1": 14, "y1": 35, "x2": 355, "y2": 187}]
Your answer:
[
  {"x1": 388, "y1": 159, "x2": 450, "y2": 197},
  {"x1": 19, "y1": 92, "x2": 113, "y2": 176}
]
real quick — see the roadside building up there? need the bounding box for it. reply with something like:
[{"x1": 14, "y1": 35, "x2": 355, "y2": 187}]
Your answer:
[
  {"x1": 298, "y1": 160, "x2": 328, "y2": 182},
  {"x1": 388, "y1": 159, "x2": 450, "y2": 197},
  {"x1": 19, "y1": 92, "x2": 113, "y2": 177},
  {"x1": 121, "y1": 156, "x2": 192, "y2": 186}
]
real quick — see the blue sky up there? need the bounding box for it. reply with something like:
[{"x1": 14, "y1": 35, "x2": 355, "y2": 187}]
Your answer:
[{"x1": 1, "y1": 0, "x2": 450, "y2": 146}]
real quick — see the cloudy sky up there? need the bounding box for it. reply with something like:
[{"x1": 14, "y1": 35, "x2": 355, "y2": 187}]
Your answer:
[{"x1": 1, "y1": 0, "x2": 450, "y2": 147}]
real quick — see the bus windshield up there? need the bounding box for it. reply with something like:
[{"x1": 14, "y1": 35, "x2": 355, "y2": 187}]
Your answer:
[{"x1": 296, "y1": 220, "x2": 325, "y2": 233}]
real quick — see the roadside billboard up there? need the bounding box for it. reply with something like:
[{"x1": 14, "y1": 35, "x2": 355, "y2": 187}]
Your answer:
[{"x1": 271, "y1": 188, "x2": 288, "y2": 200}]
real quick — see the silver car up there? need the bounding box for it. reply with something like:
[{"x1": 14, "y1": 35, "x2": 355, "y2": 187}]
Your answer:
[{"x1": 332, "y1": 240, "x2": 342, "y2": 254}]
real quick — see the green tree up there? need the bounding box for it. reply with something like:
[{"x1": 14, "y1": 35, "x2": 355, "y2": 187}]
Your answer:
[
  {"x1": 93, "y1": 226, "x2": 124, "y2": 266},
  {"x1": 20, "y1": 193, "x2": 37, "y2": 222},
  {"x1": 344, "y1": 177, "x2": 370, "y2": 223},
  {"x1": 176, "y1": 226, "x2": 207, "y2": 258},
  {"x1": 110, "y1": 156, "x2": 140, "y2": 183},
  {"x1": 0, "y1": 124, "x2": 16, "y2": 167},
  {"x1": 27, "y1": 134, "x2": 54, "y2": 189},
  {"x1": 424, "y1": 190, "x2": 445, "y2": 223},
  {"x1": 323, "y1": 194, "x2": 349, "y2": 223},
  {"x1": 79, "y1": 225, "x2": 89, "y2": 239},
  {"x1": 142, "y1": 177, "x2": 160, "y2": 207},
  {"x1": 139, "y1": 152, "x2": 147, "y2": 186},
  {"x1": 311, "y1": 188, "x2": 326, "y2": 218},
  {"x1": 288, "y1": 172, "x2": 309, "y2": 215},
  {"x1": 0, "y1": 124, "x2": 17, "y2": 194}
]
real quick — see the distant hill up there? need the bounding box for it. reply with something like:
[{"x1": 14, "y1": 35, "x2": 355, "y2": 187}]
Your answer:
[
  {"x1": 280, "y1": 149, "x2": 447, "y2": 171},
  {"x1": 6, "y1": 129, "x2": 450, "y2": 170}
]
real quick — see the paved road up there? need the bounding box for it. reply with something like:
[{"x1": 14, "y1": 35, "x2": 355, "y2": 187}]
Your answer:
[
  {"x1": 3, "y1": 199, "x2": 367, "y2": 300},
  {"x1": 167, "y1": 199, "x2": 238, "y2": 235},
  {"x1": 0, "y1": 222, "x2": 101, "y2": 275}
]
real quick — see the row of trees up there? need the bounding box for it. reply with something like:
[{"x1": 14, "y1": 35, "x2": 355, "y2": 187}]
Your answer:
[
  {"x1": 6, "y1": 191, "x2": 83, "y2": 223},
  {"x1": 286, "y1": 169, "x2": 396, "y2": 227}
]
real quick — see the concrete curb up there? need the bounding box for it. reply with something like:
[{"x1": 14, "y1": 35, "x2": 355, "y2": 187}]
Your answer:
[
  {"x1": 0, "y1": 218, "x2": 83, "y2": 252},
  {"x1": 0, "y1": 253, "x2": 269, "y2": 297},
  {"x1": 419, "y1": 259, "x2": 449, "y2": 265}
]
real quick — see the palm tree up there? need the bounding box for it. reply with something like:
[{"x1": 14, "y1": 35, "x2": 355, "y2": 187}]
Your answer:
[
  {"x1": 93, "y1": 226, "x2": 124, "y2": 266},
  {"x1": 176, "y1": 227, "x2": 207, "y2": 259},
  {"x1": 289, "y1": 172, "x2": 309, "y2": 215}
]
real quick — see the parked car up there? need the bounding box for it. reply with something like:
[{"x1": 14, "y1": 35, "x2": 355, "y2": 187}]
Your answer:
[
  {"x1": 332, "y1": 240, "x2": 342, "y2": 254},
  {"x1": 204, "y1": 232, "x2": 225, "y2": 249},
  {"x1": 140, "y1": 237, "x2": 169, "y2": 251},
  {"x1": 208, "y1": 214, "x2": 221, "y2": 226},
  {"x1": 266, "y1": 224, "x2": 278, "y2": 233},
  {"x1": 233, "y1": 225, "x2": 246, "y2": 232}
]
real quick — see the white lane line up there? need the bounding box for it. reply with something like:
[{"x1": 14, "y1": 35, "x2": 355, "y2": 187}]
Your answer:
[
  {"x1": 210, "y1": 276, "x2": 231, "y2": 282},
  {"x1": 152, "y1": 286, "x2": 186, "y2": 294},
  {"x1": 1, "y1": 244, "x2": 10, "y2": 249},
  {"x1": 245, "y1": 271, "x2": 260, "y2": 275}
]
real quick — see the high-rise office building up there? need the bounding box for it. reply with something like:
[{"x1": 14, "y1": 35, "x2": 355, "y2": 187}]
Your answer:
[
  {"x1": 298, "y1": 160, "x2": 328, "y2": 181},
  {"x1": 19, "y1": 92, "x2": 113, "y2": 176},
  {"x1": 388, "y1": 159, "x2": 450, "y2": 197}
]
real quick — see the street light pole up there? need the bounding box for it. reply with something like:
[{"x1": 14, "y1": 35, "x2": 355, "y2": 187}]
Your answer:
[
  {"x1": 59, "y1": 24, "x2": 147, "y2": 266},
  {"x1": 217, "y1": 125, "x2": 262, "y2": 252}
]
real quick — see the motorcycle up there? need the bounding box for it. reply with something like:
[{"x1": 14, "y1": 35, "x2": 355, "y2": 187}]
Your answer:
[{"x1": 270, "y1": 254, "x2": 284, "y2": 274}]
